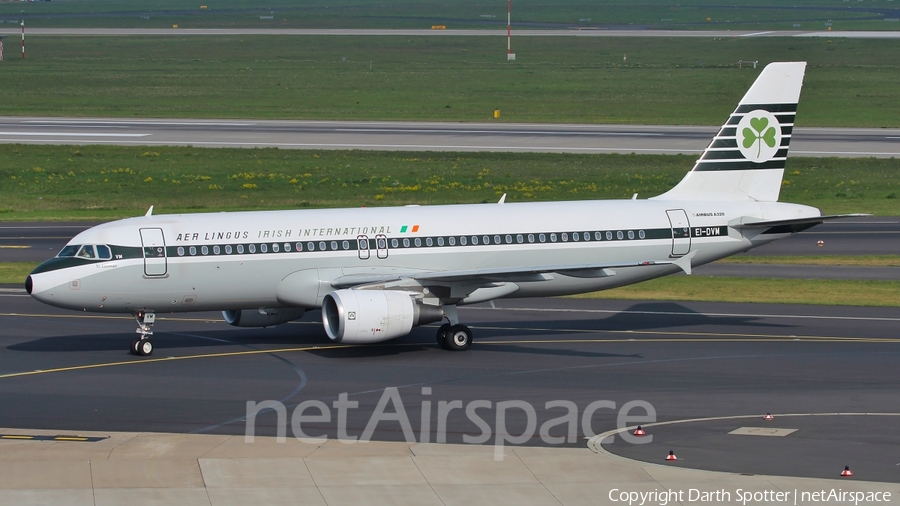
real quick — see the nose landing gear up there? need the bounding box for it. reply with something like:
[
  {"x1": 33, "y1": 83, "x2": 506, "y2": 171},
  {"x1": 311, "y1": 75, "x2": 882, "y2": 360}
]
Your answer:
[{"x1": 131, "y1": 311, "x2": 155, "y2": 356}]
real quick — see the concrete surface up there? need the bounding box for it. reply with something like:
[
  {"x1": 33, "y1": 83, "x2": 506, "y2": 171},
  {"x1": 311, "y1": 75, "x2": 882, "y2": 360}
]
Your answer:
[{"x1": 0, "y1": 427, "x2": 896, "y2": 506}]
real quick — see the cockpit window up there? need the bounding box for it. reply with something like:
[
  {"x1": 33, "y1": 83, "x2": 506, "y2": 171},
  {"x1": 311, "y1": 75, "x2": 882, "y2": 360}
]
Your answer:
[
  {"x1": 96, "y1": 245, "x2": 112, "y2": 260},
  {"x1": 76, "y1": 245, "x2": 96, "y2": 259},
  {"x1": 58, "y1": 245, "x2": 81, "y2": 258}
]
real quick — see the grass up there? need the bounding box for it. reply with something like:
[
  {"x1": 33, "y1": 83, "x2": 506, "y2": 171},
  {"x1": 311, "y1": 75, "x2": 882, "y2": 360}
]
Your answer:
[
  {"x1": 0, "y1": 262, "x2": 37, "y2": 285},
  {"x1": 0, "y1": 145, "x2": 897, "y2": 221},
  {"x1": 721, "y1": 255, "x2": 900, "y2": 267},
  {"x1": 1, "y1": 36, "x2": 900, "y2": 126},
  {"x1": 1, "y1": 0, "x2": 897, "y2": 31},
  {"x1": 574, "y1": 277, "x2": 900, "y2": 307}
]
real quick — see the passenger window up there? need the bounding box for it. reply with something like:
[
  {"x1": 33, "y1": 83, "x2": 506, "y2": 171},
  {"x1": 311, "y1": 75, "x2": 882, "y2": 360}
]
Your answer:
[
  {"x1": 96, "y1": 245, "x2": 112, "y2": 259},
  {"x1": 77, "y1": 245, "x2": 95, "y2": 259}
]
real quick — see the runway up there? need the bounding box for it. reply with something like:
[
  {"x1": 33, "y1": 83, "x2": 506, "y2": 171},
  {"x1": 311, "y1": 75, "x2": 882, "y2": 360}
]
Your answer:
[
  {"x1": 4, "y1": 28, "x2": 900, "y2": 39},
  {"x1": 0, "y1": 295, "x2": 897, "y2": 482},
  {"x1": 2, "y1": 117, "x2": 899, "y2": 157}
]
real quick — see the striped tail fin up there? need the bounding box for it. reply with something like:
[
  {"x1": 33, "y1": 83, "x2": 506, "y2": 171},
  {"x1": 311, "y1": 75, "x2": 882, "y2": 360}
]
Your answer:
[{"x1": 654, "y1": 61, "x2": 806, "y2": 202}]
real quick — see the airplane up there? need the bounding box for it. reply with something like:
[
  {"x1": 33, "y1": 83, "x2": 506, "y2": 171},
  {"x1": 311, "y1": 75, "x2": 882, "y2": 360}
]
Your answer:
[{"x1": 25, "y1": 61, "x2": 861, "y2": 356}]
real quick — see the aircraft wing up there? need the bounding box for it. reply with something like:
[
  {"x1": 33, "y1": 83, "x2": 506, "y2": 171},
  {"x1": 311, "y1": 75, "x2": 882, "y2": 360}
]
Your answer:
[{"x1": 331, "y1": 252, "x2": 697, "y2": 291}]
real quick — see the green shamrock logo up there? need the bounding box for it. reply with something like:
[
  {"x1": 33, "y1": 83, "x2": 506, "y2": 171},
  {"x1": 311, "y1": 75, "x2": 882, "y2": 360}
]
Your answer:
[{"x1": 742, "y1": 117, "x2": 777, "y2": 158}]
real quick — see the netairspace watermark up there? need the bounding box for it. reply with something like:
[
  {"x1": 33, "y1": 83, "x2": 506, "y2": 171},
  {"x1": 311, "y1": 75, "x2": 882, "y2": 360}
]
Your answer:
[
  {"x1": 609, "y1": 488, "x2": 892, "y2": 506},
  {"x1": 244, "y1": 387, "x2": 656, "y2": 460}
]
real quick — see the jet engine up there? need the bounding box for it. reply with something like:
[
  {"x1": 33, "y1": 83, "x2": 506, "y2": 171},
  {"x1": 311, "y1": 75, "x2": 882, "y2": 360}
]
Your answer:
[
  {"x1": 222, "y1": 308, "x2": 306, "y2": 328},
  {"x1": 322, "y1": 289, "x2": 444, "y2": 343}
]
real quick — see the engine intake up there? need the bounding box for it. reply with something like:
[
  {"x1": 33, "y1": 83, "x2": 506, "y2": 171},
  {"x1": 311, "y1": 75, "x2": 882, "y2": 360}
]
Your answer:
[
  {"x1": 322, "y1": 289, "x2": 443, "y2": 343},
  {"x1": 222, "y1": 308, "x2": 306, "y2": 328}
]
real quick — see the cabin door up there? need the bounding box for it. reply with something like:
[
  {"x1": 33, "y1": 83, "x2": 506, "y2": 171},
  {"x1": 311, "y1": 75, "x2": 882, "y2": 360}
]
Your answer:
[
  {"x1": 140, "y1": 228, "x2": 168, "y2": 276},
  {"x1": 666, "y1": 209, "x2": 691, "y2": 257}
]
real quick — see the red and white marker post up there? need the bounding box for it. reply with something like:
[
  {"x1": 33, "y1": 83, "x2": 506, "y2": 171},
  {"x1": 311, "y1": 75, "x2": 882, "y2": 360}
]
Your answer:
[{"x1": 506, "y1": 0, "x2": 515, "y2": 60}]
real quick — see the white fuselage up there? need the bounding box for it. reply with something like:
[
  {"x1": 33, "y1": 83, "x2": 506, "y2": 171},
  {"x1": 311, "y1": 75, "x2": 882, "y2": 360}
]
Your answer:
[{"x1": 27, "y1": 198, "x2": 819, "y2": 314}]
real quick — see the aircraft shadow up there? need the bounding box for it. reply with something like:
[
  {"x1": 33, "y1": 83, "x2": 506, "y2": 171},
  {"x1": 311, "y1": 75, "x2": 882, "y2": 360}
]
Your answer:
[
  {"x1": 6, "y1": 301, "x2": 793, "y2": 356},
  {"x1": 476, "y1": 301, "x2": 792, "y2": 333}
]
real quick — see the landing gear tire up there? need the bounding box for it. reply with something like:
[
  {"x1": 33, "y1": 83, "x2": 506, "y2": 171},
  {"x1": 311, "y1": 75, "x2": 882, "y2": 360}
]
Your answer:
[
  {"x1": 133, "y1": 339, "x2": 153, "y2": 356},
  {"x1": 436, "y1": 323, "x2": 451, "y2": 350},
  {"x1": 445, "y1": 324, "x2": 472, "y2": 352},
  {"x1": 131, "y1": 310, "x2": 156, "y2": 356}
]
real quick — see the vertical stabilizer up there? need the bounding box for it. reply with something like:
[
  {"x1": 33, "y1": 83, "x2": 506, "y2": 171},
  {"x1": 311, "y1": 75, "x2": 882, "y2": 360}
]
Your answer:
[{"x1": 653, "y1": 62, "x2": 806, "y2": 202}]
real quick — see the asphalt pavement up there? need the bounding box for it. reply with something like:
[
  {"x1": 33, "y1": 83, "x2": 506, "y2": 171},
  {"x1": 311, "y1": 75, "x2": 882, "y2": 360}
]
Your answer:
[
  {"x1": 1, "y1": 117, "x2": 898, "y2": 157},
  {"x1": 0, "y1": 295, "x2": 897, "y2": 482}
]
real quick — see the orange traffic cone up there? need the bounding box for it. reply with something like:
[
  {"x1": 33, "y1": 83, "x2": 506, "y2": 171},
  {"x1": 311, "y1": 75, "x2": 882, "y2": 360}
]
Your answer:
[
  {"x1": 764, "y1": 413, "x2": 774, "y2": 421},
  {"x1": 633, "y1": 426, "x2": 646, "y2": 436},
  {"x1": 841, "y1": 466, "x2": 853, "y2": 477},
  {"x1": 665, "y1": 450, "x2": 677, "y2": 461}
]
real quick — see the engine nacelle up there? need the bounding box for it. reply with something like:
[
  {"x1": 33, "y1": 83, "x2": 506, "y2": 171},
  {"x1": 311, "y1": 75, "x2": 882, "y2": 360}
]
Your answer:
[
  {"x1": 322, "y1": 290, "x2": 444, "y2": 343},
  {"x1": 222, "y1": 308, "x2": 306, "y2": 328}
]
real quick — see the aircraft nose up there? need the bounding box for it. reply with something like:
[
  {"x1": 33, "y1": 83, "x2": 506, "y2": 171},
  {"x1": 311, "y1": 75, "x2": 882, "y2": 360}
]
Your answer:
[{"x1": 25, "y1": 275, "x2": 33, "y2": 295}]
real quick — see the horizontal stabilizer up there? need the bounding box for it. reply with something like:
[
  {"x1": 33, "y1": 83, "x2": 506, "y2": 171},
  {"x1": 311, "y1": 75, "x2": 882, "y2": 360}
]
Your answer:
[{"x1": 729, "y1": 214, "x2": 870, "y2": 233}]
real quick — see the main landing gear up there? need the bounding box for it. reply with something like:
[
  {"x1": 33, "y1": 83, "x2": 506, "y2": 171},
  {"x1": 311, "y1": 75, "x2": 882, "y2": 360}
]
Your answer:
[
  {"x1": 131, "y1": 310, "x2": 155, "y2": 356},
  {"x1": 436, "y1": 323, "x2": 473, "y2": 351}
]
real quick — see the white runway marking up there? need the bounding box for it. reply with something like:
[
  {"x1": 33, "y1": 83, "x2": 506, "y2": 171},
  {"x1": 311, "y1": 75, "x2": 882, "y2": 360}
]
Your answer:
[
  {"x1": 0, "y1": 132, "x2": 150, "y2": 137},
  {"x1": 25, "y1": 120, "x2": 255, "y2": 126},
  {"x1": 334, "y1": 128, "x2": 664, "y2": 136}
]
